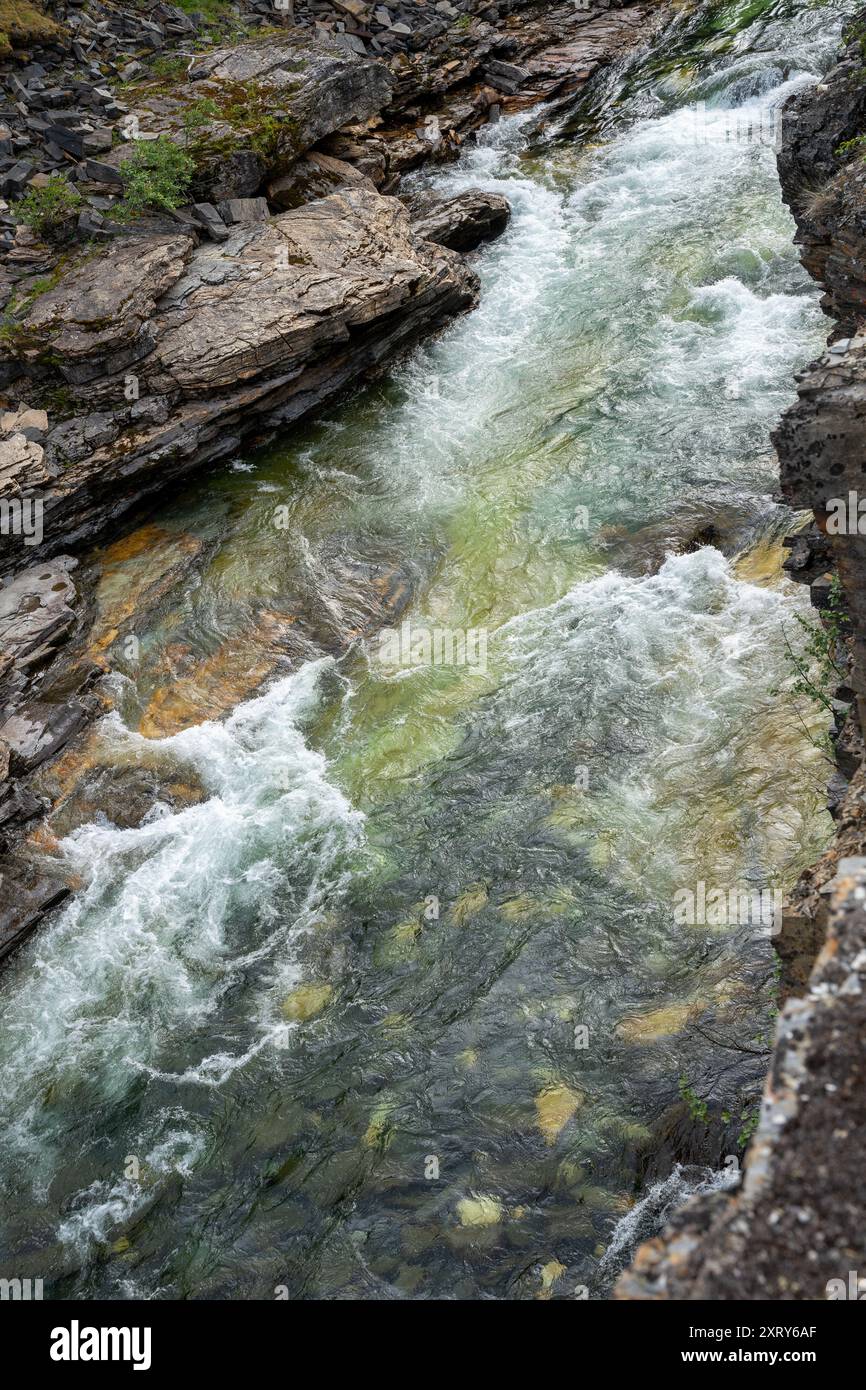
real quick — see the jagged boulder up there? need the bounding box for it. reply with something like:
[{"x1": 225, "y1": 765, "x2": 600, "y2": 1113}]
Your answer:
[
  {"x1": 268, "y1": 151, "x2": 376, "y2": 209},
  {"x1": 187, "y1": 30, "x2": 393, "y2": 154},
  {"x1": 407, "y1": 188, "x2": 511, "y2": 251}
]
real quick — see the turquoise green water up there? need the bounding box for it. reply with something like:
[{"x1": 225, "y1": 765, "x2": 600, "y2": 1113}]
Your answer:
[{"x1": 0, "y1": 0, "x2": 853, "y2": 1299}]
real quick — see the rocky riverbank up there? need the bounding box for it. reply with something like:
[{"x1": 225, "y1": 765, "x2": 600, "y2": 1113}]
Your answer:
[
  {"x1": 617, "y1": 12, "x2": 866, "y2": 1301},
  {"x1": 0, "y1": 3, "x2": 663, "y2": 958}
]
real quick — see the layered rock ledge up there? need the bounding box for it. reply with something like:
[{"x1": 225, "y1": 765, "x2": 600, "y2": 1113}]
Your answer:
[{"x1": 2, "y1": 187, "x2": 479, "y2": 570}]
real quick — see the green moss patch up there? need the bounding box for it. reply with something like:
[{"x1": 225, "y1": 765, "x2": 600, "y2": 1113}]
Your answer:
[{"x1": 0, "y1": 1, "x2": 64, "y2": 48}]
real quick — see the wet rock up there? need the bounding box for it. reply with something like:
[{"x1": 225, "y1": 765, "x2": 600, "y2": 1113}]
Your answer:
[
  {"x1": 0, "y1": 866, "x2": 70, "y2": 965},
  {"x1": 0, "y1": 697, "x2": 92, "y2": 776},
  {"x1": 456, "y1": 1195, "x2": 502, "y2": 1227},
  {"x1": 281, "y1": 982, "x2": 333, "y2": 1021},
  {"x1": 1, "y1": 188, "x2": 478, "y2": 572},
  {"x1": 773, "y1": 336, "x2": 866, "y2": 726},
  {"x1": 47, "y1": 761, "x2": 208, "y2": 837},
  {"x1": 535, "y1": 1082, "x2": 583, "y2": 1146},
  {"x1": 407, "y1": 187, "x2": 511, "y2": 251}
]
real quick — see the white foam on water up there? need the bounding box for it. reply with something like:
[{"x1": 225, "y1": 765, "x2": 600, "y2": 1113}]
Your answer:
[
  {"x1": 599, "y1": 1162, "x2": 739, "y2": 1284},
  {"x1": 57, "y1": 1123, "x2": 207, "y2": 1253},
  {"x1": 0, "y1": 659, "x2": 364, "y2": 1191},
  {"x1": 494, "y1": 545, "x2": 816, "y2": 893},
  {"x1": 0, "y1": 0, "x2": 851, "y2": 1280}
]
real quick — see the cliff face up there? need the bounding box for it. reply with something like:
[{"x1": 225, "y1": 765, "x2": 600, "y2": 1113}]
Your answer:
[{"x1": 617, "y1": 15, "x2": 866, "y2": 1301}]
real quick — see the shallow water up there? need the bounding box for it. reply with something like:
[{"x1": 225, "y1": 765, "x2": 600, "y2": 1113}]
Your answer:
[{"x1": 0, "y1": 0, "x2": 855, "y2": 1299}]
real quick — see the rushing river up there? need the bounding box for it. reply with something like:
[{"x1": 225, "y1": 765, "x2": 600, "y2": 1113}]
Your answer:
[{"x1": 0, "y1": 0, "x2": 856, "y2": 1300}]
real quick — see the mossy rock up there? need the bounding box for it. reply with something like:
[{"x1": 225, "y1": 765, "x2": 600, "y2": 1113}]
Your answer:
[{"x1": 0, "y1": 1, "x2": 64, "y2": 48}]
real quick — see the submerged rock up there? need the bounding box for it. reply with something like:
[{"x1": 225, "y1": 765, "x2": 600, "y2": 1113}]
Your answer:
[
  {"x1": 282, "y1": 982, "x2": 334, "y2": 1022},
  {"x1": 535, "y1": 1082, "x2": 583, "y2": 1146},
  {"x1": 456, "y1": 1195, "x2": 503, "y2": 1228}
]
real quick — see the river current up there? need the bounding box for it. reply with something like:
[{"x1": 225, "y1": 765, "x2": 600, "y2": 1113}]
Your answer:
[{"x1": 0, "y1": 0, "x2": 856, "y2": 1299}]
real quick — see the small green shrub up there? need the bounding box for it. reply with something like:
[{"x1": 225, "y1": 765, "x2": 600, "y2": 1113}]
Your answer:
[
  {"x1": 679, "y1": 1076, "x2": 709, "y2": 1124},
  {"x1": 780, "y1": 572, "x2": 848, "y2": 717},
  {"x1": 119, "y1": 136, "x2": 195, "y2": 216},
  {"x1": 149, "y1": 54, "x2": 190, "y2": 81},
  {"x1": 16, "y1": 175, "x2": 83, "y2": 242},
  {"x1": 174, "y1": 0, "x2": 232, "y2": 17},
  {"x1": 835, "y1": 134, "x2": 866, "y2": 160},
  {"x1": 182, "y1": 97, "x2": 222, "y2": 142}
]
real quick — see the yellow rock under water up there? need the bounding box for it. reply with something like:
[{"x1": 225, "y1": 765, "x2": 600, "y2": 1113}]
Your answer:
[
  {"x1": 616, "y1": 1002, "x2": 695, "y2": 1042},
  {"x1": 733, "y1": 536, "x2": 788, "y2": 587},
  {"x1": 449, "y1": 882, "x2": 489, "y2": 926},
  {"x1": 456, "y1": 1195, "x2": 502, "y2": 1228},
  {"x1": 373, "y1": 918, "x2": 420, "y2": 967},
  {"x1": 139, "y1": 610, "x2": 293, "y2": 738},
  {"x1": 535, "y1": 1082, "x2": 584, "y2": 1145},
  {"x1": 281, "y1": 983, "x2": 333, "y2": 1022},
  {"x1": 538, "y1": 1259, "x2": 567, "y2": 1298},
  {"x1": 363, "y1": 1100, "x2": 395, "y2": 1149}
]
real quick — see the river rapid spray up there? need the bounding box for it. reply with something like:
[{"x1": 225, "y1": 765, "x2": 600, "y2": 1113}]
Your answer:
[{"x1": 0, "y1": 0, "x2": 859, "y2": 1299}]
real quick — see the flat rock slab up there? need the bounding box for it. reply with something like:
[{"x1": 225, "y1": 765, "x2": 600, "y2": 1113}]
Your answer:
[
  {"x1": 0, "y1": 556, "x2": 79, "y2": 677},
  {"x1": 17, "y1": 232, "x2": 194, "y2": 374},
  {"x1": 148, "y1": 187, "x2": 475, "y2": 395}
]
